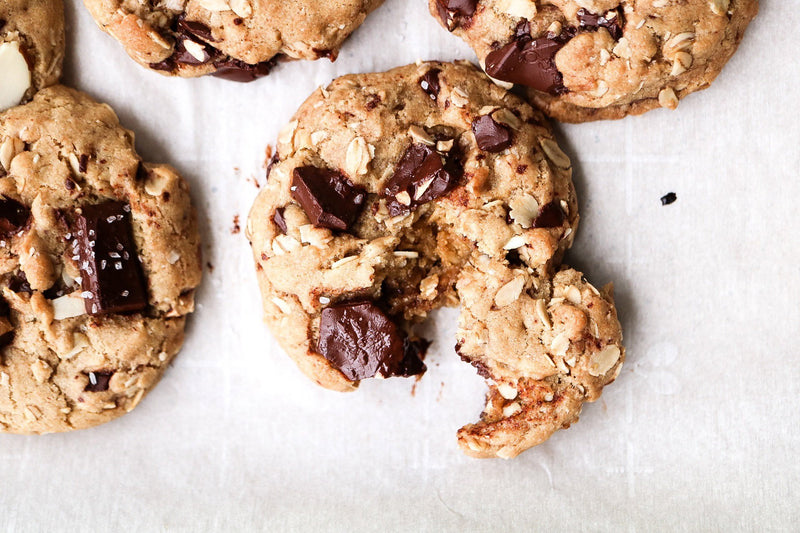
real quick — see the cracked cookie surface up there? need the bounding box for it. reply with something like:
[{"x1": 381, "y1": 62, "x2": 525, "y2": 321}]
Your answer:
[
  {"x1": 429, "y1": 0, "x2": 758, "y2": 122},
  {"x1": 0, "y1": 86, "x2": 202, "y2": 434},
  {"x1": 247, "y1": 61, "x2": 624, "y2": 458},
  {"x1": 0, "y1": 0, "x2": 65, "y2": 111},
  {"x1": 83, "y1": 0, "x2": 384, "y2": 80}
]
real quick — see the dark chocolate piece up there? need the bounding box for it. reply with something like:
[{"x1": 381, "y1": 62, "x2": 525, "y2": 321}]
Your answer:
[
  {"x1": 419, "y1": 69, "x2": 441, "y2": 102},
  {"x1": 0, "y1": 196, "x2": 30, "y2": 236},
  {"x1": 532, "y1": 201, "x2": 565, "y2": 228},
  {"x1": 8, "y1": 271, "x2": 31, "y2": 294},
  {"x1": 84, "y1": 371, "x2": 113, "y2": 392},
  {"x1": 471, "y1": 115, "x2": 512, "y2": 152},
  {"x1": 435, "y1": 0, "x2": 478, "y2": 30},
  {"x1": 577, "y1": 8, "x2": 625, "y2": 41},
  {"x1": 317, "y1": 301, "x2": 426, "y2": 380},
  {"x1": 273, "y1": 208, "x2": 288, "y2": 234},
  {"x1": 291, "y1": 166, "x2": 366, "y2": 231},
  {"x1": 382, "y1": 143, "x2": 462, "y2": 216},
  {"x1": 660, "y1": 192, "x2": 677, "y2": 205},
  {"x1": 73, "y1": 201, "x2": 147, "y2": 315},
  {"x1": 212, "y1": 57, "x2": 277, "y2": 82},
  {"x1": 176, "y1": 18, "x2": 217, "y2": 42},
  {"x1": 485, "y1": 36, "x2": 568, "y2": 95}
]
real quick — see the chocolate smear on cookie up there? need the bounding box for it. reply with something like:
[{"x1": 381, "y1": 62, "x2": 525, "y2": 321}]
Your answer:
[
  {"x1": 383, "y1": 143, "x2": 462, "y2": 216},
  {"x1": 291, "y1": 166, "x2": 366, "y2": 231},
  {"x1": 72, "y1": 201, "x2": 147, "y2": 315},
  {"x1": 471, "y1": 114, "x2": 512, "y2": 152},
  {"x1": 317, "y1": 301, "x2": 427, "y2": 380}
]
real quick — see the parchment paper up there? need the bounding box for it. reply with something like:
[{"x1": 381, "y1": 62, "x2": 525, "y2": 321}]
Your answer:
[{"x1": 1, "y1": 1, "x2": 797, "y2": 531}]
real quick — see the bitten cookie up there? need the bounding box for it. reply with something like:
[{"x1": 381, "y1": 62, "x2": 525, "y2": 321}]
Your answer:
[
  {"x1": 0, "y1": 86, "x2": 202, "y2": 434},
  {"x1": 247, "y1": 61, "x2": 624, "y2": 458},
  {"x1": 429, "y1": 0, "x2": 758, "y2": 122},
  {"x1": 0, "y1": 0, "x2": 65, "y2": 111},
  {"x1": 83, "y1": 0, "x2": 384, "y2": 81}
]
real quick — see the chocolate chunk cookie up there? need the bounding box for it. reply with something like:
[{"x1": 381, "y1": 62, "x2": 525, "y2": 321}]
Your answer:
[
  {"x1": 83, "y1": 0, "x2": 384, "y2": 80},
  {"x1": 0, "y1": 86, "x2": 202, "y2": 433},
  {"x1": 0, "y1": 0, "x2": 65, "y2": 111},
  {"x1": 429, "y1": 0, "x2": 758, "y2": 122},
  {"x1": 247, "y1": 61, "x2": 624, "y2": 458}
]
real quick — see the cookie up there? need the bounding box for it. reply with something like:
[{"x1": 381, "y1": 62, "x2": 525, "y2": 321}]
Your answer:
[
  {"x1": 0, "y1": 86, "x2": 202, "y2": 434},
  {"x1": 429, "y1": 0, "x2": 758, "y2": 122},
  {"x1": 0, "y1": 0, "x2": 65, "y2": 111},
  {"x1": 83, "y1": 0, "x2": 384, "y2": 80},
  {"x1": 246, "y1": 61, "x2": 624, "y2": 458}
]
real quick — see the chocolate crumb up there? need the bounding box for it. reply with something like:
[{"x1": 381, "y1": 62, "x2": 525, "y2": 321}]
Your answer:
[{"x1": 660, "y1": 192, "x2": 677, "y2": 205}]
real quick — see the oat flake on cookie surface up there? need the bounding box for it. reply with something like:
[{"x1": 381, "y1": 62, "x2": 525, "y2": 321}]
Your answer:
[{"x1": 247, "y1": 61, "x2": 624, "y2": 458}]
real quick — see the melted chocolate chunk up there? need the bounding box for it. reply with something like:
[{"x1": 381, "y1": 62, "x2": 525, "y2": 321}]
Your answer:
[
  {"x1": 317, "y1": 301, "x2": 426, "y2": 380},
  {"x1": 73, "y1": 201, "x2": 147, "y2": 315},
  {"x1": 176, "y1": 18, "x2": 217, "y2": 42},
  {"x1": 382, "y1": 143, "x2": 462, "y2": 216},
  {"x1": 0, "y1": 196, "x2": 30, "y2": 236},
  {"x1": 577, "y1": 8, "x2": 625, "y2": 41},
  {"x1": 212, "y1": 57, "x2": 277, "y2": 82},
  {"x1": 291, "y1": 166, "x2": 366, "y2": 231},
  {"x1": 485, "y1": 36, "x2": 569, "y2": 95},
  {"x1": 471, "y1": 115, "x2": 512, "y2": 152},
  {"x1": 419, "y1": 69, "x2": 441, "y2": 102},
  {"x1": 8, "y1": 271, "x2": 31, "y2": 294},
  {"x1": 436, "y1": 0, "x2": 478, "y2": 30},
  {"x1": 273, "y1": 207, "x2": 287, "y2": 234},
  {"x1": 84, "y1": 371, "x2": 113, "y2": 392},
  {"x1": 532, "y1": 201, "x2": 565, "y2": 228},
  {"x1": 660, "y1": 192, "x2": 677, "y2": 205}
]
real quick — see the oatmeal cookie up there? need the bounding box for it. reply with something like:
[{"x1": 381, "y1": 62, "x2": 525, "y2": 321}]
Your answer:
[
  {"x1": 247, "y1": 61, "x2": 624, "y2": 458},
  {"x1": 429, "y1": 0, "x2": 758, "y2": 122},
  {"x1": 83, "y1": 0, "x2": 384, "y2": 80},
  {"x1": 0, "y1": 86, "x2": 202, "y2": 433}
]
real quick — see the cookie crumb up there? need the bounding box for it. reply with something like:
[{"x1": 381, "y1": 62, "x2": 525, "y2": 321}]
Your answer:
[
  {"x1": 206, "y1": 262, "x2": 214, "y2": 273},
  {"x1": 231, "y1": 215, "x2": 240, "y2": 234},
  {"x1": 660, "y1": 192, "x2": 677, "y2": 205}
]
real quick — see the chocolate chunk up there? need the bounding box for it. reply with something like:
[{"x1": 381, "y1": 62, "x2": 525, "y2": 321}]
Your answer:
[
  {"x1": 8, "y1": 271, "x2": 31, "y2": 294},
  {"x1": 471, "y1": 115, "x2": 512, "y2": 152},
  {"x1": 382, "y1": 143, "x2": 462, "y2": 216},
  {"x1": 317, "y1": 301, "x2": 426, "y2": 380},
  {"x1": 532, "y1": 201, "x2": 565, "y2": 228},
  {"x1": 78, "y1": 154, "x2": 89, "y2": 174},
  {"x1": 291, "y1": 166, "x2": 366, "y2": 231},
  {"x1": 84, "y1": 371, "x2": 113, "y2": 392},
  {"x1": 212, "y1": 56, "x2": 277, "y2": 82},
  {"x1": 660, "y1": 192, "x2": 677, "y2": 205},
  {"x1": 435, "y1": 0, "x2": 477, "y2": 30},
  {"x1": 176, "y1": 17, "x2": 217, "y2": 42},
  {"x1": 577, "y1": 8, "x2": 625, "y2": 41},
  {"x1": 419, "y1": 69, "x2": 441, "y2": 102},
  {"x1": 273, "y1": 207, "x2": 287, "y2": 234},
  {"x1": 0, "y1": 196, "x2": 30, "y2": 236},
  {"x1": 73, "y1": 201, "x2": 147, "y2": 315},
  {"x1": 485, "y1": 36, "x2": 568, "y2": 95},
  {"x1": 174, "y1": 36, "x2": 216, "y2": 65}
]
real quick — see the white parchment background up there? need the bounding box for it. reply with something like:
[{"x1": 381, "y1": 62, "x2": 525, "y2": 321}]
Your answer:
[{"x1": 1, "y1": 1, "x2": 797, "y2": 531}]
